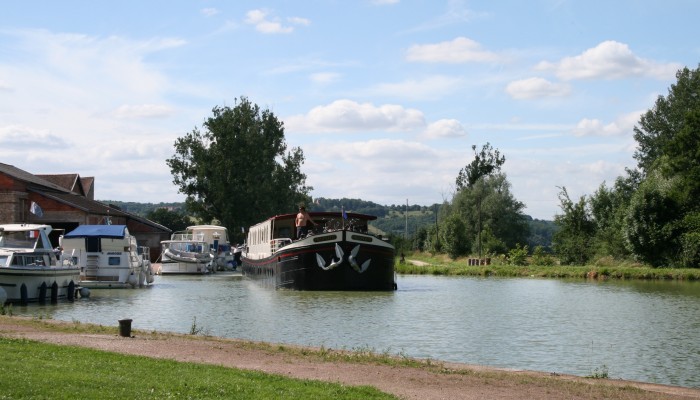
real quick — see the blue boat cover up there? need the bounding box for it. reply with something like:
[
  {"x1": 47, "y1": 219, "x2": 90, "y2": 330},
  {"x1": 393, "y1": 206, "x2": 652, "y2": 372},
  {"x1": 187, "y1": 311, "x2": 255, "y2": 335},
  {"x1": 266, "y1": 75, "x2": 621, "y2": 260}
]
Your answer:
[{"x1": 64, "y1": 225, "x2": 127, "y2": 239}]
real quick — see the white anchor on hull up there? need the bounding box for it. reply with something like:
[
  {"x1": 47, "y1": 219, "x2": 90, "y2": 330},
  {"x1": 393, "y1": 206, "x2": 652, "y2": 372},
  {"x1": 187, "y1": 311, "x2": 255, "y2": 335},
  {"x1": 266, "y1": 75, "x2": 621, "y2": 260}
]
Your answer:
[
  {"x1": 349, "y1": 244, "x2": 371, "y2": 273},
  {"x1": 316, "y1": 243, "x2": 345, "y2": 270}
]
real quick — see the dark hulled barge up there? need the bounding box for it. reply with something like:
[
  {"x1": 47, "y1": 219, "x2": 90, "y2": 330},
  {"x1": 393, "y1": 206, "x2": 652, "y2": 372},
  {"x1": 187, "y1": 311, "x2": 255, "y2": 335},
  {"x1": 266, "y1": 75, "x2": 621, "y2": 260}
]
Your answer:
[{"x1": 241, "y1": 212, "x2": 396, "y2": 290}]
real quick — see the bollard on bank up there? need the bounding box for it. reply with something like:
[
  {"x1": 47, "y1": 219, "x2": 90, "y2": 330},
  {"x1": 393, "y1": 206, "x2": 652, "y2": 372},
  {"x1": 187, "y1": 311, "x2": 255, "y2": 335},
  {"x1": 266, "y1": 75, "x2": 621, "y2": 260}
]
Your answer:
[{"x1": 118, "y1": 318, "x2": 133, "y2": 337}]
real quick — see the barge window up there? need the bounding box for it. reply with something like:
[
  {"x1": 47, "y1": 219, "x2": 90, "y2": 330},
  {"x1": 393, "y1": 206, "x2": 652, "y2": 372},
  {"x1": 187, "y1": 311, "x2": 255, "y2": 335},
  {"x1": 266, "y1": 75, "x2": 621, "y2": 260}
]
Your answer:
[{"x1": 351, "y1": 235, "x2": 373, "y2": 243}]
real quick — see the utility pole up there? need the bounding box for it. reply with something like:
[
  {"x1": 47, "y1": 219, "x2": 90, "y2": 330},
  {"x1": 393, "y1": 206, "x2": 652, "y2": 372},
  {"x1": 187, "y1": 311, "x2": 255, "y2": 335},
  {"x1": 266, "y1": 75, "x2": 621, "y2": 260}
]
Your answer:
[{"x1": 404, "y1": 199, "x2": 408, "y2": 240}]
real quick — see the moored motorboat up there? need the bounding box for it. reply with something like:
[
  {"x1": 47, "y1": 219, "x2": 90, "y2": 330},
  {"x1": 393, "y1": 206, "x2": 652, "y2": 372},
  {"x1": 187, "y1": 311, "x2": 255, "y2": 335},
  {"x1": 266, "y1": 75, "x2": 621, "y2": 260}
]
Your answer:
[
  {"x1": 60, "y1": 224, "x2": 155, "y2": 289},
  {"x1": 158, "y1": 225, "x2": 235, "y2": 274},
  {"x1": 241, "y1": 211, "x2": 396, "y2": 290},
  {"x1": 0, "y1": 224, "x2": 81, "y2": 303}
]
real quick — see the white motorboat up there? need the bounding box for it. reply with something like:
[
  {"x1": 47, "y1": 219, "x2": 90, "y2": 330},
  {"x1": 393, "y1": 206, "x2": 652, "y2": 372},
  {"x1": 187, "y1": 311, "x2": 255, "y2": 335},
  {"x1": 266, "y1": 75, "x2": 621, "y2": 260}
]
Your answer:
[
  {"x1": 0, "y1": 224, "x2": 81, "y2": 303},
  {"x1": 60, "y1": 225, "x2": 155, "y2": 288},
  {"x1": 158, "y1": 225, "x2": 235, "y2": 274}
]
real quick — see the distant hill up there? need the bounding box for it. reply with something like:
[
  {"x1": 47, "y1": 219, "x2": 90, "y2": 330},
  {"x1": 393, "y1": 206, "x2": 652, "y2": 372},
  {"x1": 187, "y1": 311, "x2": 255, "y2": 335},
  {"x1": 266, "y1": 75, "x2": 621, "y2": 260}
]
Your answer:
[
  {"x1": 99, "y1": 201, "x2": 185, "y2": 216},
  {"x1": 308, "y1": 197, "x2": 556, "y2": 250},
  {"x1": 102, "y1": 198, "x2": 557, "y2": 250}
]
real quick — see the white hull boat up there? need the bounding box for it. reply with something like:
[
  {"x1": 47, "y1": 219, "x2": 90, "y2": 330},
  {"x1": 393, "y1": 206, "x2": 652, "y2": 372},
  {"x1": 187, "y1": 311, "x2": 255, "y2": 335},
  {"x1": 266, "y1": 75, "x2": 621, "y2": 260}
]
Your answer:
[
  {"x1": 158, "y1": 225, "x2": 235, "y2": 275},
  {"x1": 0, "y1": 224, "x2": 81, "y2": 303},
  {"x1": 60, "y1": 225, "x2": 155, "y2": 289}
]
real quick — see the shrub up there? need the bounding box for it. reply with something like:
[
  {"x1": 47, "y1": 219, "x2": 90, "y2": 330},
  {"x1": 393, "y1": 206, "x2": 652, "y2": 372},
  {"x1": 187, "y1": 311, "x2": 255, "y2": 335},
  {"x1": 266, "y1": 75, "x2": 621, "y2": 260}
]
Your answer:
[
  {"x1": 531, "y1": 245, "x2": 554, "y2": 266},
  {"x1": 508, "y1": 243, "x2": 529, "y2": 266}
]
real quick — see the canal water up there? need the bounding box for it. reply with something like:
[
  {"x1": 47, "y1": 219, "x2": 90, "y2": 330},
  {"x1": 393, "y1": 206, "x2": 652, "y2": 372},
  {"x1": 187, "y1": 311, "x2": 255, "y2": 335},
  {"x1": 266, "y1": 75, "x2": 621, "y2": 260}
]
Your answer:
[{"x1": 11, "y1": 274, "x2": 700, "y2": 388}]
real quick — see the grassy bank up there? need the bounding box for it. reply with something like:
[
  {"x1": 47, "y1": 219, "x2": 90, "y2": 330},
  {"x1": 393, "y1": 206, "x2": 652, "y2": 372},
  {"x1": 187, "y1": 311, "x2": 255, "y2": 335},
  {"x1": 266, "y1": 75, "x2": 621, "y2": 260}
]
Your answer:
[
  {"x1": 0, "y1": 335, "x2": 393, "y2": 400},
  {"x1": 397, "y1": 252, "x2": 700, "y2": 281},
  {"x1": 2, "y1": 316, "x2": 699, "y2": 399}
]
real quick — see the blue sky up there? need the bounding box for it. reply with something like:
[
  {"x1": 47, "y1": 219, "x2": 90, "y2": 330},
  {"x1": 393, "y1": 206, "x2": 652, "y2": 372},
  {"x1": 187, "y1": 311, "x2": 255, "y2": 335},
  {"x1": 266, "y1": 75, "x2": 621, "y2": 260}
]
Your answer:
[{"x1": 1, "y1": 1, "x2": 698, "y2": 220}]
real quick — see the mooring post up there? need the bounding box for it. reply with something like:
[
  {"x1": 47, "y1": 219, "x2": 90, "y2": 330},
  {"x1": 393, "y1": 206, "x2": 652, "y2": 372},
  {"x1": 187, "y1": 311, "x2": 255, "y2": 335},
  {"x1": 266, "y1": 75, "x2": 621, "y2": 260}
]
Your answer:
[{"x1": 118, "y1": 319, "x2": 133, "y2": 337}]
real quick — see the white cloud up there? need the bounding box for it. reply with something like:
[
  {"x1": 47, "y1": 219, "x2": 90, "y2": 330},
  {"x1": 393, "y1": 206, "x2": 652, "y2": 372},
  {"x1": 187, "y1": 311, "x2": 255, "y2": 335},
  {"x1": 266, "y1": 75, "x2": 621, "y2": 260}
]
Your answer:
[
  {"x1": 309, "y1": 72, "x2": 341, "y2": 84},
  {"x1": 583, "y1": 159, "x2": 622, "y2": 175},
  {"x1": 201, "y1": 8, "x2": 219, "y2": 17},
  {"x1": 304, "y1": 138, "x2": 460, "y2": 205},
  {"x1": 0, "y1": 79, "x2": 12, "y2": 91},
  {"x1": 504, "y1": 150, "x2": 634, "y2": 219},
  {"x1": 363, "y1": 75, "x2": 464, "y2": 100},
  {"x1": 371, "y1": 0, "x2": 399, "y2": 5},
  {"x1": 287, "y1": 16, "x2": 311, "y2": 26},
  {"x1": 245, "y1": 9, "x2": 309, "y2": 34},
  {"x1": 0, "y1": 29, "x2": 196, "y2": 203},
  {"x1": 403, "y1": 3, "x2": 487, "y2": 33},
  {"x1": 571, "y1": 110, "x2": 642, "y2": 137},
  {"x1": 536, "y1": 40, "x2": 682, "y2": 80},
  {"x1": 505, "y1": 77, "x2": 571, "y2": 99},
  {"x1": 4, "y1": 29, "x2": 183, "y2": 102},
  {"x1": 406, "y1": 37, "x2": 503, "y2": 63},
  {"x1": 284, "y1": 99, "x2": 426, "y2": 133},
  {"x1": 424, "y1": 119, "x2": 467, "y2": 139},
  {"x1": 0, "y1": 124, "x2": 69, "y2": 149},
  {"x1": 113, "y1": 104, "x2": 175, "y2": 119}
]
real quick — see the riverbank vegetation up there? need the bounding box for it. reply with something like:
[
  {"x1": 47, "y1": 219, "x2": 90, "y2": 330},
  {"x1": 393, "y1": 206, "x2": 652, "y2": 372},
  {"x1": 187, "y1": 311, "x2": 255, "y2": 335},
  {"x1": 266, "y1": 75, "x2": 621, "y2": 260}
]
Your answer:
[
  {"x1": 397, "y1": 252, "x2": 700, "y2": 281},
  {"x1": 398, "y1": 66, "x2": 700, "y2": 270}
]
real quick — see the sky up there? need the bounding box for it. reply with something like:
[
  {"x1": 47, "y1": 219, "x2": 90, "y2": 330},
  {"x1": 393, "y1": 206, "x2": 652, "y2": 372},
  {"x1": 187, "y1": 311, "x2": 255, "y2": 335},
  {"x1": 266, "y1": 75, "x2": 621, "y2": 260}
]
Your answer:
[{"x1": 1, "y1": 1, "x2": 698, "y2": 220}]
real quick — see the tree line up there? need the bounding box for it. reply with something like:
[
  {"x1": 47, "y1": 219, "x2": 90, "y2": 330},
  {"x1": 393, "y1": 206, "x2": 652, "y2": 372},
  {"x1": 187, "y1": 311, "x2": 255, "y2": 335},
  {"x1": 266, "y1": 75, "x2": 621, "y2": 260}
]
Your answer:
[
  {"x1": 553, "y1": 65, "x2": 700, "y2": 268},
  {"x1": 115, "y1": 66, "x2": 700, "y2": 268},
  {"x1": 410, "y1": 66, "x2": 700, "y2": 268}
]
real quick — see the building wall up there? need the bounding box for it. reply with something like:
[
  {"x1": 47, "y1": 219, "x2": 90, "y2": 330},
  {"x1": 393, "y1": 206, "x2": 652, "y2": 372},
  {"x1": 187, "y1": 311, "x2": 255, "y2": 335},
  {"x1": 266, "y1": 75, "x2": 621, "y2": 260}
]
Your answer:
[
  {"x1": 127, "y1": 219, "x2": 170, "y2": 261},
  {"x1": 0, "y1": 191, "x2": 27, "y2": 223},
  {"x1": 2, "y1": 172, "x2": 170, "y2": 260}
]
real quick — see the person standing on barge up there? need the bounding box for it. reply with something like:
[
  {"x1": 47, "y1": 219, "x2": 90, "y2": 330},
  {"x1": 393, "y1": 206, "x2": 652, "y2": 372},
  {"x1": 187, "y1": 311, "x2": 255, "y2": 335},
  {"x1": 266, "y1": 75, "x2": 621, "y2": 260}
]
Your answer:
[{"x1": 295, "y1": 206, "x2": 317, "y2": 239}]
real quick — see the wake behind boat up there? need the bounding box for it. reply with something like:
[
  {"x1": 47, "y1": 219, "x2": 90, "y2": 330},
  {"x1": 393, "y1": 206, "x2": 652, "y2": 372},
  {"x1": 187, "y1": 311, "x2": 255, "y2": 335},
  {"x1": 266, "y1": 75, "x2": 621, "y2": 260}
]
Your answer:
[
  {"x1": 241, "y1": 211, "x2": 396, "y2": 290},
  {"x1": 0, "y1": 224, "x2": 81, "y2": 303}
]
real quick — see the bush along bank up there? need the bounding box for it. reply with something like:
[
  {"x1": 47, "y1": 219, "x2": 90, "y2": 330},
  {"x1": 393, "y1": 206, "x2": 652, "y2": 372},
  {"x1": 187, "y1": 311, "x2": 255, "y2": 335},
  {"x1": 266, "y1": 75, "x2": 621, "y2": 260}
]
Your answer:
[{"x1": 397, "y1": 253, "x2": 700, "y2": 281}]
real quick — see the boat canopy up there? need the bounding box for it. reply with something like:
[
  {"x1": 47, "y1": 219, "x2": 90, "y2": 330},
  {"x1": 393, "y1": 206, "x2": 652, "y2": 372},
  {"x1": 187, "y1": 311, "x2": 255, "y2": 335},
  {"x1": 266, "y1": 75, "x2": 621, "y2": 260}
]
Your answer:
[{"x1": 64, "y1": 225, "x2": 128, "y2": 239}]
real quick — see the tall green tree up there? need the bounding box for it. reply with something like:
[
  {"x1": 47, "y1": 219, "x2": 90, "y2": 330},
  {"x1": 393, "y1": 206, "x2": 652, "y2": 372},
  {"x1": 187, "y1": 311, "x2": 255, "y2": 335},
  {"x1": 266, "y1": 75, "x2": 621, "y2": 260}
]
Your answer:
[
  {"x1": 455, "y1": 142, "x2": 505, "y2": 190},
  {"x1": 624, "y1": 65, "x2": 700, "y2": 267},
  {"x1": 167, "y1": 97, "x2": 312, "y2": 241},
  {"x1": 664, "y1": 111, "x2": 700, "y2": 267},
  {"x1": 661, "y1": 109, "x2": 700, "y2": 205},
  {"x1": 440, "y1": 214, "x2": 468, "y2": 259},
  {"x1": 622, "y1": 170, "x2": 680, "y2": 267},
  {"x1": 440, "y1": 143, "x2": 527, "y2": 258},
  {"x1": 588, "y1": 170, "x2": 640, "y2": 259},
  {"x1": 553, "y1": 187, "x2": 595, "y2": 265},
  {"x1": 453, "y1": 174, "x2": 528, "y2": 254},
  {"x1": 634, "y1": 65, "x2": 700, "y2": 173},
  {"x1": 146, "y1": 208, "x2": 190, "y2": 233}
]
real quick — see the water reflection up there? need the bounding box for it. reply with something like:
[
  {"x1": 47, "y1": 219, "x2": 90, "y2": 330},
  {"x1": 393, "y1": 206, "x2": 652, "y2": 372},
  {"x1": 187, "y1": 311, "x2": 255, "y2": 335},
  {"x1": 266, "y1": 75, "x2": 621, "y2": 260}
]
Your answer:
[{"x1": 11, "y1": 274, "x2": 700, "y2": 388}]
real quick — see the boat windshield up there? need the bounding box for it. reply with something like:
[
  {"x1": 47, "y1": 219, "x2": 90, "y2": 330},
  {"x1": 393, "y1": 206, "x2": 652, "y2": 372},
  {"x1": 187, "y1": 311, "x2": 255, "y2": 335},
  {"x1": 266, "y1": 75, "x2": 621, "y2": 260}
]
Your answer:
[
  {"x1": 164, "y1": 241, "x2": 208, "y2": 254},
  {"x1": 0, "y1": 230, "x2": 43, "y2": 250}
]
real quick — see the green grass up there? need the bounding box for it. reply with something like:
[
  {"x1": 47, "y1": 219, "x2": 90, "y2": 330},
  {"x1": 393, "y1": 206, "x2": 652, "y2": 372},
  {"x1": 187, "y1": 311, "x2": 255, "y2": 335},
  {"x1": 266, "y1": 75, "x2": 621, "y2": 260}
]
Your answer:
[
  {"x1": 397, "y1": 252, "x2": 700, "y2": 281},
  {"x1": 0, "y1": 337, "x2": 395, "y2": 400},
  {"x1": 1, "y1": 317, "x2": 687, "y2": 400}
]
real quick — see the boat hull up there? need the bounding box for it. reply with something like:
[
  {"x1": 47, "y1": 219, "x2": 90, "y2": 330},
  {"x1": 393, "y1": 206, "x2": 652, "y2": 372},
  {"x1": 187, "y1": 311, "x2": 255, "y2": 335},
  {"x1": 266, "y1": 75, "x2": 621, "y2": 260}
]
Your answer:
[
  {"x1": 79, "y1": 264, "x2": 152, "y2": 288},
  {"x1": 157, "y1": 260, "x2": 210, "y2": 275},
  {"x1": 0, "y1": 267, "x2": 81, "y2": 303},
  {"x1": 242, "y1": 231, "x2": 396, "y2": 291}
]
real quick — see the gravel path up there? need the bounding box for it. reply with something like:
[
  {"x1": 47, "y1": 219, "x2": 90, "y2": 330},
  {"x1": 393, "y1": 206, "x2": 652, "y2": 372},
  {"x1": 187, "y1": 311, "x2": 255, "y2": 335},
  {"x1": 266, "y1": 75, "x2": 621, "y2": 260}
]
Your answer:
[{"x1": 2, "y1": 316, "x2": 699, "y2": 400}]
